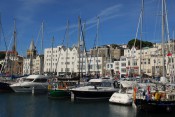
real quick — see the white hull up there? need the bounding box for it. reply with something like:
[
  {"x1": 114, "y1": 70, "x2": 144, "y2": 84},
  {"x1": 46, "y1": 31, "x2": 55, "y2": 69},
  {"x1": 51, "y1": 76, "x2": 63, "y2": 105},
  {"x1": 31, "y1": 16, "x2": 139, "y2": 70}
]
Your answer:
[
  {"x1": 109, "y1": 92, "x2": 133, "y2": 105},
  {"x1": 11, "y1": 85, "x2": 48, "y2": 93},
  {"x1": 10, "y1": 75, "x2": 49, "y2": 93}
]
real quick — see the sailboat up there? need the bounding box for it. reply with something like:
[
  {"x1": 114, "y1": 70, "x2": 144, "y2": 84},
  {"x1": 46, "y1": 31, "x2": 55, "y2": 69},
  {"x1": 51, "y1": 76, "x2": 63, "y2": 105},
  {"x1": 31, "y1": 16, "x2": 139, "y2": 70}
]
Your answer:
[
  {"x1": 0, "y1": 19, "x2": 18, "y2": 92},
  {"x1": 133, "y1": 0, "x2": 175, "y2": 112},
  {"x1": 108, "y1": 0, "x2": 145, "y2": 105},
  {"x1": 48, "y1": 19, "x2": 80, "y2": 98},
  {"x1": 70, "y1": 17, "x2": 119, "y2": 101}
]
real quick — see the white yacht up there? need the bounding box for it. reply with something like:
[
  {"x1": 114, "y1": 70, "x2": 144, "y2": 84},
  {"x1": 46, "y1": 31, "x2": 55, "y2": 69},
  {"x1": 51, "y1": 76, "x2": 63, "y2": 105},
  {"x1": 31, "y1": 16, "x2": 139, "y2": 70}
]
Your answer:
[
  {"x1": 10, "y1": 75, "x2": 50, "y2": 93},
  {"x1": 109, "y1": 81, "x2": 137, "y2": 105},
  {"x1": 71, "y1": 77, "x2": 119, "y2": 100}
]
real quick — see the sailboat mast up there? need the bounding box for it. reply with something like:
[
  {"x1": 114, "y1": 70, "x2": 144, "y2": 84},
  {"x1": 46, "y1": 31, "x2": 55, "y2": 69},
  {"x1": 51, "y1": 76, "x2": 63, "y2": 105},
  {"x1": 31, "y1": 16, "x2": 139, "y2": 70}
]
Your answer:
[
  {"x1": 173, "y1": 30, "x2": 175, "y2": 83},
  {"x1": 65, "y1": 20, "x2": 69, "y2": 77},
  {"x1": 140, "y1": 0, "x2": 144, "y2": 78},
  {"x1": 0, "y1": 14, "x2": 7, "y2": 51},
  {"x1": 13, "y1": 19, "x2": 17, "y2": 52},
  {"x1": 51, "y1": 36, "x2": 54, "y2": 74},
  {"x1": 41, "y1": 21, "x2": 44, "y2": 55},
  {"x1": 96, "y1": 17, "x2": 100, "y2": 77},
  {"x1": 162, "y1": 0, "x2": 165, "y2": 77},
  {"x1": 78, "y1": 16, "x2": 81, "y2": 80},
  {"x1": 11, "y1": 19, "x2": 17, "y2": 76}
]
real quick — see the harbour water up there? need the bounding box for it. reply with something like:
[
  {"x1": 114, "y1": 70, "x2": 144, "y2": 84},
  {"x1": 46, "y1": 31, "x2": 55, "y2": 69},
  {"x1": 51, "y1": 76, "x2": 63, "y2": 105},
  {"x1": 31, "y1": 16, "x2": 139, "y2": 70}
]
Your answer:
[{"x1": 0, "y1": 93, "x2": 175, "y2": 117}]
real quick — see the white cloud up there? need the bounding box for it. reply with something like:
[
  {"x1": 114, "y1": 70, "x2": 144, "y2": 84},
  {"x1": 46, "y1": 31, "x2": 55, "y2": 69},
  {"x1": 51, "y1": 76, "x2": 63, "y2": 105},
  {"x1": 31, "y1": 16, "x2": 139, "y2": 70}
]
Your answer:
[
  {"x1": 99, "y1": 4, "x2": 122, "y2": 17},
  {"x1": 18, "y1": 0, "x2": 56, "y2": 10},
  {"x1": 85, "y1": 4, "x2": 123, "y2": 31},
  {"x1": 15, "y1": 0, "x2": 56, "y2": 23},
  {"x1": 52, "y1": 4, "x2": 123, "y2": 34}
]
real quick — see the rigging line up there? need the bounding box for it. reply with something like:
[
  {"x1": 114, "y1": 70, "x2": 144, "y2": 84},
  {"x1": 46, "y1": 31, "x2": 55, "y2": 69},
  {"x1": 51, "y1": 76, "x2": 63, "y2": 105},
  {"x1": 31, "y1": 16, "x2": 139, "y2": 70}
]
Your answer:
[
  {"x1": 35, "y1": 23, "x2": 42, "y2": 52},
  {"x1": 139, "y1": 0, "x2": 144, "y2": 77},
  {"x1": 0, "y1": 35, "x2": 13, "y2": 73},
  {"x1": 153, "y1": 0, "x2": 161, "y2": 43},
  {"x1": 65, "y1": 20, "x2": 69, "y2": 76},
  {"x1": 81, "y1": 22, "x2": 90, "y2": 74},
  {"x1": 80, "y1": 21, "x2": 89, "y2": 75},
  {"x1": 88, "y1": 20, "x2": 99, "y2": 73},
  {"x1": 41, "y1": 21, "x2": 44, "y2": 54},
  {"x1": 133, "y1": 11, "x2": 142, "y2": 47},
  {"x1": 90, "y1": 17, "x2": 99, "y2": 74},
  {"x1": 96, "y1": 17, "x2": 100, "y2": 74},
  {"x1": 0, "y1": 15, "x2": 7, "y2": 51},
  {"x1": 164, "y1": 0, "x2": 171, "y2": 52},
  {"x1": 54, "y1": 21, "x2": 68, "y2": 74},
  {"x1": 79, "y1": 20, "x2": 84, "y2": 74}
]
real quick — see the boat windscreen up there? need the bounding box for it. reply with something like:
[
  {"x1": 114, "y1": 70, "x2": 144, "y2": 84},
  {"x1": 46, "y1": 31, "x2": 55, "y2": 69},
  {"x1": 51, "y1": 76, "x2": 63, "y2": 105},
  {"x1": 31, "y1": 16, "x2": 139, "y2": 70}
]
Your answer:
[{"x1": 24, "y1": 79, "x2": 34, "y2": 82}]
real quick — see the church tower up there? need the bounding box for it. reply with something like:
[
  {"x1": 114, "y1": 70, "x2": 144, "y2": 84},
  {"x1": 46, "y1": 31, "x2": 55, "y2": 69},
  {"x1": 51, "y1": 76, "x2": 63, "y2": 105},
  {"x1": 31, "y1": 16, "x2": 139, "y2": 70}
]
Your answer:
[{"x1": 27, "y1": 40, "x2": 37, "y2": 58}]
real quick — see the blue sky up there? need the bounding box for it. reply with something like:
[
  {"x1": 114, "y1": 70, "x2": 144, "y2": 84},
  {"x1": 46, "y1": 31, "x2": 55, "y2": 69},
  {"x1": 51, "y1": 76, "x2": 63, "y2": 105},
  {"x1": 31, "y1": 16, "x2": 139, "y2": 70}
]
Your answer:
[{"x1": 0, "y1": 0, "x2": 175, "y2": 56}]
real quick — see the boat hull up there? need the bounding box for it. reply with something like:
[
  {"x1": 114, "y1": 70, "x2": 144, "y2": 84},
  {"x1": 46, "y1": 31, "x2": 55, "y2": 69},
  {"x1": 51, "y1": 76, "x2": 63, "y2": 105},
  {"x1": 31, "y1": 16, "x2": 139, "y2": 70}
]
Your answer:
[
  {"x1": 71, "y1": 90, "x2": 116, "y2": 100},
  {"x1": 0, "y1": 82, "x2": 14, "y2": 92},
  {"x1": 48, "y1": 89, "x2": 71, "y2": 98},
  {"x1": 134, "y1": 99, "x2": 175, "y2": 112},
  {"x1": 11, "y1": 86, "x2": 48, "y2": 93},
  {"x1": 109, "y1": 93, "x2": 133, "y2": 105}
]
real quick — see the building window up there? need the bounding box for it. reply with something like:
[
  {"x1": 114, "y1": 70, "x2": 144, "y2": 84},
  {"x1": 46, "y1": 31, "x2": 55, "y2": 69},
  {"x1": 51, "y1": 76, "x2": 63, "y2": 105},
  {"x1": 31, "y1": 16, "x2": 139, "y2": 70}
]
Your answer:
[
  {"x1": 115, "y1": 62, "x2": 119, "y2": 65},
  {"x1": 133, "y1": 60, "x2": 137, "y2": 65},
  {"x1": 65, "y1": 62, "x2": 70, "y2": 65},
  {"x1": 65, "y1": 68, "x2": 70, "y2": 72},
  {"x1": 98, "y1": 65, "x2": 101, "y2": 69},
  {"x1": 90, "y1": 65, "x2": 93, "y2": 69},
  {"x1": 121, "y1": 58, "x2": 126, "y2": 61},
  {"x1": 148, "y1": 59, "x2": 150, "y2": 64},
  {"x1": 128, "y1": 61, "x2": 130, "y2": 66},
  {"x1": 121, "y1": 63, "x2": 126, "y2": 67},
  {"x1": 121, "y1": 68, "x2": 126, "y2": 72},
  {"x1": 147, "y1": 69, "x2": 151, "y2": 73},
  {"x1": 96, "y1": 60, "x2": 100, "y2": 62}
]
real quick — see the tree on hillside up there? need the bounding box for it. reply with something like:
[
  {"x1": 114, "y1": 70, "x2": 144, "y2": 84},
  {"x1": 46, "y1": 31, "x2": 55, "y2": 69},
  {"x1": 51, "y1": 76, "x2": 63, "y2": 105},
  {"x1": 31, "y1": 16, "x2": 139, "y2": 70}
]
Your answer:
[
  {"x1": 0, "y1": 52, "x2": 5, "y2": 60},
  {"x1": 127, "y1": 39, "x2": 153, "y2": 49}
]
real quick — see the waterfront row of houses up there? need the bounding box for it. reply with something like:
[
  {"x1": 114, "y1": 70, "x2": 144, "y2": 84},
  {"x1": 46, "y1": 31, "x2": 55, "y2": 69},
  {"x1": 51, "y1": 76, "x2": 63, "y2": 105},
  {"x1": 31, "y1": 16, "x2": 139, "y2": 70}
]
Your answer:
[
  {"x1": 43, "y1": 41, "x2": 175, "y2": 79},
  {"x1": 0, "y1": 40, "x2": 175, "y2": 79}
]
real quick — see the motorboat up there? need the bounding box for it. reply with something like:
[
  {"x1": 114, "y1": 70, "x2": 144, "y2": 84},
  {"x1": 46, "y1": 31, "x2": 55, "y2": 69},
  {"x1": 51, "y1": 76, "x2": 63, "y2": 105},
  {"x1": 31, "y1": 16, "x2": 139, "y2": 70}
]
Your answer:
[
  {"x1": 0, "y1": 81, "x2": 14, "y2": 92},
  {"x1": 0, "y1": 76, "x2": 25, "y2": 92},
  {"x1": 133, "y1": 83, "x2": 175, "y2": 112},
  {"x1": 109, "y1": 81, "x2": 137, "y2": 105},
  {"x1": 10, "y1": 75, "x2": 50, "y2": 93},
  {"x1": 48, "y1": 78, "x2": 78, "y2": 99},
  {"x1": 71, "y1": 77, "x2": 119, "y2": 100}
]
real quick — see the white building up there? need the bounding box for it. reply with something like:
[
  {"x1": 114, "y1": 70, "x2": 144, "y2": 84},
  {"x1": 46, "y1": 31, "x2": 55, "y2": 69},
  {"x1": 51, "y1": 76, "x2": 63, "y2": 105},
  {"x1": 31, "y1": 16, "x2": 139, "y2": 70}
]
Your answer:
[
  {"x1": 120, "y1": 42, "x2": 175, "y2": 78},
  {"x1": 23, "y1": 40, "x2": 44, "y2": 75},
  {"x1": 44, "y1": 45, "x2": 105, "y2": 77}
]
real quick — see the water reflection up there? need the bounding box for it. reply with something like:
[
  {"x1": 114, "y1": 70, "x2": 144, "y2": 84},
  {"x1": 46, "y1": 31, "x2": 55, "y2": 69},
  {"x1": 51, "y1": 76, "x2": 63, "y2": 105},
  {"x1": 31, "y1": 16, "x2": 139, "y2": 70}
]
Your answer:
[
  {"x1": 109, "y1": 104, "x2": 137, "y2": 117},
  {"x1": 1, "y1": 93, "x2": 175, "y2": 117},
  {"x1": 136, "y1": 110, "x2": 175, "y2": 117}
]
